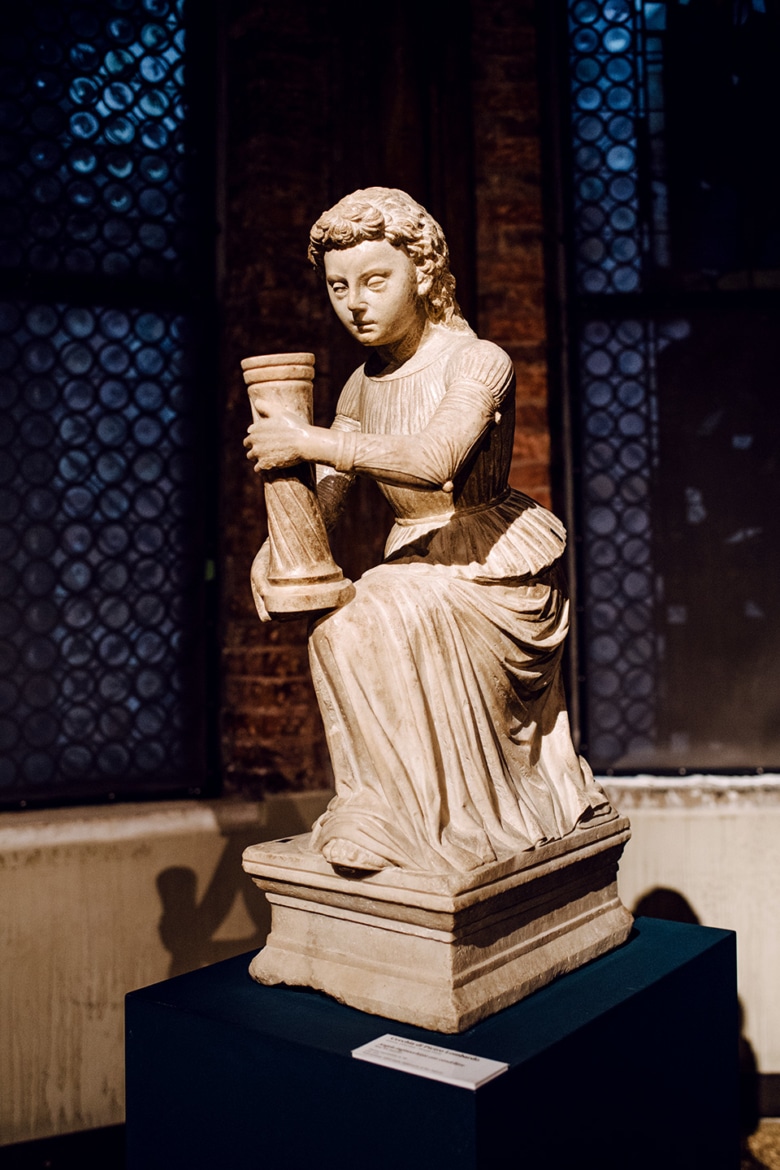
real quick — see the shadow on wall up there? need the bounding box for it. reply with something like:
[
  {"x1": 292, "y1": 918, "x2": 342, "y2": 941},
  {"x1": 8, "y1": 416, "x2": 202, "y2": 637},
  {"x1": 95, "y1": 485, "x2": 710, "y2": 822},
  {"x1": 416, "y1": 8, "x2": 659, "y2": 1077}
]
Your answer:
[
  {"x1": 633, "y1": 886, "x2": 700, "y2": 925},
  {"x1": 155, "y1": 805, "x2": 314, "y2": 978},
  {"x1": 633, "y1": 886, "x2": 762, "y2": 1160}
]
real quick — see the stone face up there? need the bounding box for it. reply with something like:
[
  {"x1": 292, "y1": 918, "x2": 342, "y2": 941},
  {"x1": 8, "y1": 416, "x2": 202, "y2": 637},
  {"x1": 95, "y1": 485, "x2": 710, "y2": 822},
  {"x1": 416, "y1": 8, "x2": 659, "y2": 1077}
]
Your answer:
[{"x1": 243, "y1": 817, "x2": 633, "y2": 1033}]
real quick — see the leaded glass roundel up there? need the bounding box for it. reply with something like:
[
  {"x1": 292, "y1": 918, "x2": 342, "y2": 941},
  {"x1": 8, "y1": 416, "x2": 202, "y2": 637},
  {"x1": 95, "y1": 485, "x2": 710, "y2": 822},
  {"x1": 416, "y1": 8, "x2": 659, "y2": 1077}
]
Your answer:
[
  {"x1": 0, "y1": 0, "x2": 194, "y2": 285},
  {"x1": 0, "y1": 0, "x2": 209, "y2": 804},
  {"x1": 0, "y1": 300, "x2": 202, "y2": 800}
]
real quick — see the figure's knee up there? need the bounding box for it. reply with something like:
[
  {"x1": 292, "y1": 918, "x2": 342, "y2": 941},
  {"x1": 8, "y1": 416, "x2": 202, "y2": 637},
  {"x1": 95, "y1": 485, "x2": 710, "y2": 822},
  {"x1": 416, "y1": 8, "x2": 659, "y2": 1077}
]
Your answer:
[
  {"x1": 309, "y1": 581, "x2": 381, "y2": 653},
  {"x1": 309, "y1": 589, "x2": 359, "y2": 651}
]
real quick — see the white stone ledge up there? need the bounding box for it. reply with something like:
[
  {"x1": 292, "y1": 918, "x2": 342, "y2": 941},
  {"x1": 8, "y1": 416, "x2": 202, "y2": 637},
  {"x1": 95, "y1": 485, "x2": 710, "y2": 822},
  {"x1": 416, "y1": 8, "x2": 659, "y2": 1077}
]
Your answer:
[
  {"x1": 0, "y1": 791, "x2": 333, "y2": 854},
  {"x1": 0, "y1": 790, "x2": 334, "y2": 1146},
  {"x1": 603, "y1": 774, "x2": 780, "y2": 810}
]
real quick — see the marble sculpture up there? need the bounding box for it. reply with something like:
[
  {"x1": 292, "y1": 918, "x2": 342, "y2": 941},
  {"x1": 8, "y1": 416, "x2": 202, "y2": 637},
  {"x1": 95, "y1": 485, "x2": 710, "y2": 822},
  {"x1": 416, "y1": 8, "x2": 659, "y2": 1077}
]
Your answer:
[{"x1": 241, "y1": 188, "x2": 632, "y2": 1031}]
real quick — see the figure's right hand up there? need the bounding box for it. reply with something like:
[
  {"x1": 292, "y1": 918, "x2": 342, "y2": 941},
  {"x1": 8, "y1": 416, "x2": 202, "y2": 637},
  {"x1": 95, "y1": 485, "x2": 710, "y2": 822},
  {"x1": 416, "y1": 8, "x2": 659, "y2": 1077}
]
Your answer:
[
  {"x1": 250, "y1": 541, "x2": 272, "y2": 622},
  {"x1": 243, "y1": 402, "x2": 315, "y2": 471}
]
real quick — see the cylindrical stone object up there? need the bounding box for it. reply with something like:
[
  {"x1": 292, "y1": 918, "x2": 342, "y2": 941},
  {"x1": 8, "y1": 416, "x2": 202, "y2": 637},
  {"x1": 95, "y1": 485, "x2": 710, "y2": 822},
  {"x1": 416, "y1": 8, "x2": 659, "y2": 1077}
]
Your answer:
[{"x1": 243, "y1": 352, "x2": 352, "y2": 616}]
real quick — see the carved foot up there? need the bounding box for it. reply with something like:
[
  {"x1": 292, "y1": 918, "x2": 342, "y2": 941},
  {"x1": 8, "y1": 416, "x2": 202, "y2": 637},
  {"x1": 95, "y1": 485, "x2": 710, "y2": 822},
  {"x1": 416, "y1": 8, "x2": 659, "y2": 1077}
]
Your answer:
[
  {"x1": 321, "y1": 838, "x2": 385, "y2": 875},
  {"x1": 576, "y1": 805, "x2": 619, "y2": 830}
]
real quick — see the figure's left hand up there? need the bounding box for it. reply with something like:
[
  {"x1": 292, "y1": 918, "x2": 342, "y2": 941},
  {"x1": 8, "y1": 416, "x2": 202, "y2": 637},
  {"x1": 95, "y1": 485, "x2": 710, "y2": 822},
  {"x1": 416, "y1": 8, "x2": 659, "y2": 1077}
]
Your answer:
[{"x1": 243, "y1": 397, "x2": 314, "y2": 471}]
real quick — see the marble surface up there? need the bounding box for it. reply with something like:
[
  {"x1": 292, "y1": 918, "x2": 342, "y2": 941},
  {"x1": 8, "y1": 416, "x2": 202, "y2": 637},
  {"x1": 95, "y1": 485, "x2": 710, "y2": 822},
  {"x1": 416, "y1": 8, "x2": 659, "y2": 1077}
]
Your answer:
[
  {"x1": 242, "y1": 187, "x2": 621, "y2": 876},
  {"x1": 243, "y1": 816, "x2": 632, "y2": 1032},
  {"x1": 240, "y1": 188, "x2": 632, "y2": 1027}
]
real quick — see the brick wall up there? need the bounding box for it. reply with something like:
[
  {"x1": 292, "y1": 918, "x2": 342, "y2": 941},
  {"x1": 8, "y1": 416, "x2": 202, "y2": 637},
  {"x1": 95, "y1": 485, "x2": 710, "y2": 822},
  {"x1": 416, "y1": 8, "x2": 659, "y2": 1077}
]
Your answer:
[
  {"x1": 473, "y1": 0, "x2": 551, "y2": 508},
  {"x1": 219, "y1": 1, "x2": 336, "y2": 794},
  {"x1": 219, "y1": 0, "x2": 552, "y2": 793}
]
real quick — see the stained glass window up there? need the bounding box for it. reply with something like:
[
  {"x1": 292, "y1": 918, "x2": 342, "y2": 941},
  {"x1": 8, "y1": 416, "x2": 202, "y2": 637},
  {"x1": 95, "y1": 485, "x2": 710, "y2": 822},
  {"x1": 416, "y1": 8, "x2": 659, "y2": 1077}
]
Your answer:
[
  {"x1": 1, "y1": 0, "x2": 194, "y2": 283},
  {"x1": 0, "y1": 0, "x2": 211, "y2": 805},
  {"x1": 560, "y1": 0, "x2": 780, "y2": 772}
]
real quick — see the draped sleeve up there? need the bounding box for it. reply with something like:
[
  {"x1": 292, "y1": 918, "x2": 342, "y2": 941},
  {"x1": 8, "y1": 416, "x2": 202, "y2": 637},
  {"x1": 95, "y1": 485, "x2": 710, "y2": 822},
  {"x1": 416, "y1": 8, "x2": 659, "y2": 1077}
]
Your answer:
[
  {"x1": 336, "y1": 341, "x2": 514, "y2": 489},
  {"x1": 314, "y1": 368, "x2": 362, "y2": 528}
]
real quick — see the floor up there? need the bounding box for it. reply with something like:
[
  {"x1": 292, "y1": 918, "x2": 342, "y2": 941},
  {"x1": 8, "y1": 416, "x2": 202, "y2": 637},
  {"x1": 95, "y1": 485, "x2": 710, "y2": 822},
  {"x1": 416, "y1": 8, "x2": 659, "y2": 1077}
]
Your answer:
[
  {"x1": 746, "y1": 1121, "x2": 780, "y2": 1170},
  {"x1": 0, "y1": 1120, "x2": 779, "y2": 1168},
  {"x1": 0, "y1": 1126, "x2": 125, "y2": 1170}
]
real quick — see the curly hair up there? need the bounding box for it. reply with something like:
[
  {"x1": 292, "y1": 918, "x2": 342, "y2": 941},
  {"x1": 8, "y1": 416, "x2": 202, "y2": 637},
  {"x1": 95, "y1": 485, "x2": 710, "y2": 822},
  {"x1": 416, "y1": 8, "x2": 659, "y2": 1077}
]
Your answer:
[{"x1": 308, "y1": 188, "x2": 472, "y2": 334}]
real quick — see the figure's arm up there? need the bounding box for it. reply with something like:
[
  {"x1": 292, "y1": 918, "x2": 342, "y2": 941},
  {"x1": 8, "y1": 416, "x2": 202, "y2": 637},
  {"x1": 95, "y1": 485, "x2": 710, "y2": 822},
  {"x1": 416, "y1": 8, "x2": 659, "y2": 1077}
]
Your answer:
[
  {"x1": 244, "y1": 341, "x2": 513, "y2": 492},
  {"x1": 250, "y1": 540, "x2": 272, "y2": 622},
  {"x1": 338, "y1": 378, "x2": 500, "y2": 489},
  {"x1": 315, "y1": 415, "x2": 358, "y2": 530}
]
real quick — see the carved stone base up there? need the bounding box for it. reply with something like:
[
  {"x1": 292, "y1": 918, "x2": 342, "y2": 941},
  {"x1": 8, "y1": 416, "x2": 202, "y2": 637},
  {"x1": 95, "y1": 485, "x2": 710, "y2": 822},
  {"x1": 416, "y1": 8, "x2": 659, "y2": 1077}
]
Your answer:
[
  {"x1": 264, "y1": 576, "x2": 355, "y2": 616},
  {"x1": 242, "y1": 816, "x2": 633, "y2": 1033}
]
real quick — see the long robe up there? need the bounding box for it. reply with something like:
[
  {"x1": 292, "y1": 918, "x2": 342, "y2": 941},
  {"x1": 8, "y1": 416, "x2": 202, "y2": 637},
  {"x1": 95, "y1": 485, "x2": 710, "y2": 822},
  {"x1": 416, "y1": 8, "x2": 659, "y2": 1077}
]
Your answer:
[{"x1": 308, "y1": 326, "x2": 612, "y2": 872}]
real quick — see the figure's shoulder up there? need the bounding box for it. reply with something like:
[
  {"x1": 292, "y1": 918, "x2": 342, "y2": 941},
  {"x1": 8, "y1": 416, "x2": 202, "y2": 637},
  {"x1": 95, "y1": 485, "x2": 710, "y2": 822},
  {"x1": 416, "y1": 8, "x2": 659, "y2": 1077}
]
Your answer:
[
  {"x1": 334, "y1": 364, "x2": 366, "y2": 421},
  {"x1": 444, "y1": 334, "x2": 514, "y2": 395},
  {"x1": 453, "y1": 334, "x2": 513, "y2": 368}
]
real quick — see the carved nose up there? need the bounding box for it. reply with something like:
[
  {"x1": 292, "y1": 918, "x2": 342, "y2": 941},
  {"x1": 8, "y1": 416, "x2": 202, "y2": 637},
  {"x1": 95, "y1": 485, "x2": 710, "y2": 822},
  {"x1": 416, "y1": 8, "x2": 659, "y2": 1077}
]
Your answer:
[{"x1": 347, "y1": 289, "x2": 365, "y2": 314}]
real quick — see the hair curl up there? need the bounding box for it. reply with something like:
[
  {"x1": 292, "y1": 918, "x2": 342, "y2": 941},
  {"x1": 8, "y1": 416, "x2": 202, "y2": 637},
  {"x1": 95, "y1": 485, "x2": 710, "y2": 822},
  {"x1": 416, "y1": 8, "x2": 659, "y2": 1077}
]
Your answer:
[{"x1": 308, "y1": 187, "x2": 472, "y2": 333}]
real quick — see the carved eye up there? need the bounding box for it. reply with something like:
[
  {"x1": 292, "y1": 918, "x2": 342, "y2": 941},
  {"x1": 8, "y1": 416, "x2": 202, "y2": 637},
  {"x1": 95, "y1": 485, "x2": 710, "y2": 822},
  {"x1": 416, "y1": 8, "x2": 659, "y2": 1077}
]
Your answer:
[
  {"x1": 329, "y1": 282, "x2": 347, "y2": 296},
  {"x1": 367, "y1": 277, "x2": 386, "y2": 291}
]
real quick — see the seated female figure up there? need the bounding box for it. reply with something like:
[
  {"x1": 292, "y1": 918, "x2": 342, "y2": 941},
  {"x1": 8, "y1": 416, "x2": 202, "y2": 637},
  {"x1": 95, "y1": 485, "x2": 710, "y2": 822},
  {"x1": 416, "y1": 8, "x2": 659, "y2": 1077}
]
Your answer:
[{"x1": 244, "y1": 187, "x2": 613, "y2": 874}]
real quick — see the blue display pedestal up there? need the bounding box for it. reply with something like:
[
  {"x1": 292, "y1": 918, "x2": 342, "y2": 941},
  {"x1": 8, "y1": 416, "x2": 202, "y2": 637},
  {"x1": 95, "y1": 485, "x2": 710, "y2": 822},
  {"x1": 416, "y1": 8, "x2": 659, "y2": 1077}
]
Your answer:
[{"x1": 125, "y1": 918, "x2": 739, "y2": 1169}]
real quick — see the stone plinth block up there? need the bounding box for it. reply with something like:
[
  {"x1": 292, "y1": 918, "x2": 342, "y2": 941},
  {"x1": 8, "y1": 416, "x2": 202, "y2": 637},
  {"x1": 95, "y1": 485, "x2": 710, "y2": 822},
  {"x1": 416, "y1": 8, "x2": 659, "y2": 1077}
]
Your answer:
[{"x1": 242, "y1": 816, "x2": 633, "y2": 1033}]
